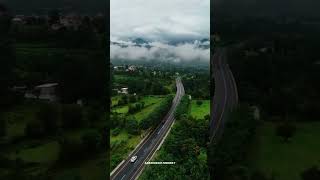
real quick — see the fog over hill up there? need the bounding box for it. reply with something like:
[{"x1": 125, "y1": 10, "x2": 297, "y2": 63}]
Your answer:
[
  {"x1": 110, "y1": 37, "x2": 210, "y2": 63},
  {"x1": 111, "y1": 0, "x2": 210, "y2": 64}
]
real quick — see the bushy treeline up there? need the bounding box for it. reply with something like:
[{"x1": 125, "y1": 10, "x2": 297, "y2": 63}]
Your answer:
[
  {"x1": 139, "y1": 95, "x2": 173, "y2": 130},
  {"x1": 0, "y1": 127, "x2": 106, "y2": 180},
  {"x1": 208, "y1": 104, "x2": 261, "y2": 180},
  {"x1": 113, "y1": 76, "x2": 171, "y2": 96},
  {"x1": 183, "y1": 73, "x2": 210, "y2": 99},
  {"x1": 141, "y1": 96, "x2": 209, "y2": 179},
  {"x1": 228, "y1": 26, "x2": 320, "y2": 122},
  {"x1": 111, "y1": 95, "x2": 174, "y2": 135},
  {"x1": 23, "y1": 103, "x2": 104, "y2": 139},
  {"x1": 174, "y1": 95, "x2": 190, "y2": 119}
]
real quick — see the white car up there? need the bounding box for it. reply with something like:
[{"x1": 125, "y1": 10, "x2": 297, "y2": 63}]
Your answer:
[{"x1": 130, "y1": 156, "x2": 138, "y2": 163}]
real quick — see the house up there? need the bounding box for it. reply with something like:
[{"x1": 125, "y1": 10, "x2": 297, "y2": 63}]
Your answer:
[
  {"x1": 25, "y1": 83, "x2": 59, "y2": 102},
  {"x1": 12, "y1": 17, "x2": 24, "y2": 25},
  {"x1": 127, "y1": 65, "x2": 137, "y2": 72},
  {"x1": 120, "y1": 88, "x2": 128, "y2": 94},
  {"x1": 114, "y1": 66, "x2": 125, "y2": 71},
  {"x1": 35, "y1": 83, "x2": 59, "y2": 101}
]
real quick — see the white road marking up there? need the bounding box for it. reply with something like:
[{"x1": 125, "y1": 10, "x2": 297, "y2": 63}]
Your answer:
[{"x1": 121, "y1": 174, "x2": 126, "y2": 180}]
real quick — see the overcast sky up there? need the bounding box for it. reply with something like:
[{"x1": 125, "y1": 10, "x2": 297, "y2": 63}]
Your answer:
[{"x1": 111, "y1": 0, "x2": 210, "y2": 41}]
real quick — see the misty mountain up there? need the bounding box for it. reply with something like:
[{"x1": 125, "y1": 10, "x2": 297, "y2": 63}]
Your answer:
[
  {"x1": 110, "y1": 37, "x2": 210, "y2": 63},
  {"x1": 111, "y1": 37, "x2": 209, "y2": 49}
]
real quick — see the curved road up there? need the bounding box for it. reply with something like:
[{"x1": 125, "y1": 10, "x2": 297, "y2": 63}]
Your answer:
[
  {"x1": 111, "y1": 77, "x2": 185, "y2": 180},
  {"x1": 210, "y1": 48, "x2": 238, "y2": 142}
]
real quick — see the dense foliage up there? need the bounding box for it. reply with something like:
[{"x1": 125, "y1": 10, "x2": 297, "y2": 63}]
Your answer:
[
  {"x1": 141, "y1": 97, "x2": 209, "y2": 180},
  {"x1": 174, "y1": 95, "x2": 190, "y2": 119},
  {"x1": 208, "y1": 104, "x2": 259, "y2": 180},
  {"x1": 139, "y1": 95, "x2": 173, "y2": 130}
]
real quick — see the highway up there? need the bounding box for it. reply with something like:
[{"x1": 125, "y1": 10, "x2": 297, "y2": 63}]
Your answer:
[
  {"x1": 110, "y1": 77, "x2": 185, "y2": 180},
  {"x1": 210, "y1": 48, "x2": 239, "y2": 142}
]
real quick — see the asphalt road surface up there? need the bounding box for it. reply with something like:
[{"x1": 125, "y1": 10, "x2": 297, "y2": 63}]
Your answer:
[
  {"x1": 111, "y1": 77, "x2": 185, "y2": 180},
  {"x1": 210, "y1": 48, "x2": 239, "y2": 142}
]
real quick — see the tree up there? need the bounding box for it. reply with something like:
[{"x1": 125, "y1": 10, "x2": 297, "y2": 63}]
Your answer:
[
  {"x1": 301, "y1": 166, "x2": 320, "y2": 180},
  {"x1": 112, "y1": 128, "x2": 121, "y2": 136},
  {"x1": 129, "y1": 95, "x2": 137, "y2": 103},
  {"x1": 128, "y1": 104, "x2": 136, "y2": 114},
  {"x1": 126, "y1": 117, "x2": 139, "y2": 135},
  {"x1": 275, "y1": 122, "x2": 296, "y2": 142}
]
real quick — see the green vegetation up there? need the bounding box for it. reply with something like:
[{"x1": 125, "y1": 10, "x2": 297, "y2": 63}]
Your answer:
[
  {"x1": 141, "y1": 95, "x2": 209, "y2": 179},
  {"x1": 208, "y1": 104, "x2": 259, "y2": 180},
  {"x1": 211, "y1": 17, "x2": 320, "y2": 179},
  {"x1": 110, "y1": 95, "x2": 173, "y2": 170},
  {"x1": 250, "y1": 122, "x2": 320, "y2": 180},
  {"x1": 182, "y1": 71, "x2": 210, "y2": 99},
  {"x1": 174, "y1": 95, "x2": 190, "y2": 119},
  {"x1": 0, "y1": 7, "x2": 108, "y2": 180},
  {"x1": 190, "y1": 100, "x2": 210, "y2": 120},
  {"x1": 110, "y1": 129, "x2": 144, "y2": 169},
  {"x1": 110, "y1": 61, "x2": 179, "y2": 171}
]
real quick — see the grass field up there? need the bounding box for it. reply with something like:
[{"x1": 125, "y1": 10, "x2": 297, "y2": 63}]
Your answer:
[
  {"x1": 133, "y1": 100, "x2": 163, "y2": 122},
  {"x1": 112, "y1": 106, "x2": 129, "y2": 114},
  {"x1": 110, "y1": 96, "x2": 165, "y2": 170},
  {"x1": 1, "y1": 100, "x2": 106, "y2": 180},
  {"x1": 7, "y1": 141, "x2": 59, "y2": 163},
  {"x1": 53, "y1": 152, "x2": 107, "y2": 180},
  {"x1": 110, "y1": 130, "x2": 146, "y2": 170},
  {"x1": 111, "y1": 96, "x2": 121, "y2": 107},
  {"x1": 3, "y1": 103, "x2": 39, "y2": 139},
  {"x1": 190, "y1": 100, "x2": 210, "y2": 119},
  {"x1": 113, "y1": 75, "x2": 143, "y2": 85},
  {"x1": 250, "y1": 121, "x2": 320, "y2": 180}
]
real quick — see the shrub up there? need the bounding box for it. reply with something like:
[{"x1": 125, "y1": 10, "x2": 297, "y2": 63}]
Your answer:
[
  {"x1": 175, "y1": 95, "x2": 190, "y2": 120},
  {"x1": 140, "y1": 95, "x2": 173, "y2": 130},
  {"x1": 196, "y1": 100, "x2": 203, "y2": 106},
  {"x1": 126, "y1": 117, "x2": 140, "y2": 135},
  {"x1": 128, "y1": 103, "x2": 144, "y2": 114},
  {"x1": 275, "y1": 122, "x2": 296, "y2": 142},
  {"x1": 129, "y1": 95, "x2": 137, "y2": 103},
  {"x1": 301, "y1": 166, "x2": 320, "y2": 180},
  {"x1": 112, "y1": 128, "x2": 121, "y2": 136}
]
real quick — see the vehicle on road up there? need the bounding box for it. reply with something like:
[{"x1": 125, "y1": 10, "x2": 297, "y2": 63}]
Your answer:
[{"x1": 130, "y1": 156, "x2": 138, "y2": 163}]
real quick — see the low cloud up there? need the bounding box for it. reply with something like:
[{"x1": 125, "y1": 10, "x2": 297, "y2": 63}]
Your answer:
[{"x1": 110, "y1": 40, "x2": 210, "y2": 63}]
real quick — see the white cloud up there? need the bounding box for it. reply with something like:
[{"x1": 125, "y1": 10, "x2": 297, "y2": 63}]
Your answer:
[
  {"x1": 110, "y1": 0, "x2": 210, "y2": 41},
  {"x1": 110, "y1": 40, "x2": 210, "y2": 62}
]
